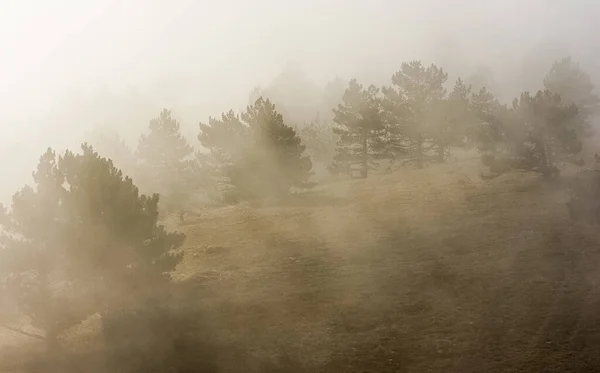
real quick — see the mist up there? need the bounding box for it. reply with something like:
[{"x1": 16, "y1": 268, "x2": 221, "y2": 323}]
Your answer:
[
  {"x1": 3, "y1": 1, "x2": 600, "y2": 371},
  {"x1": 0, "y1": 0, "x2": 598, "y2": 202}
]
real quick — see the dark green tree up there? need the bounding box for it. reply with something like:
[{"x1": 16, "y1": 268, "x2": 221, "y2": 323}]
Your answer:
[
  {"x1": 199, "y1": 97, "x2": 314, "y2": 201},
  {"x1": 198, "y1": 110, "x2": 249, "y2": 203},
  {"x1": 479, "y1": 90, "x2": 580, "y2": 178},
  {"x1": 330, "y1": 79, "x2": 385, "y2": 178},
  {"x1": 137, "y1": 109, "x2": 195, "y2": 213},
  {"x1": 430, "y1": 78, "x2": 472, "y2": 161},
  {"x1": 470, "y1": 87, "x2": 507, "y2": 155},
  {"x1": 0, "y1": 145, "x2": 184, "y2": 351},
  {"x1": 543, "y1": 56, "x2": 599, "y2": 137},
  {"x1": 383, "y1": 61, "x2": 448, "y2": 168}
]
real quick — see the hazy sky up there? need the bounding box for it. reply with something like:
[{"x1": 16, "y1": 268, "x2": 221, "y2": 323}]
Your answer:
[{"x1": 0, "y1": 0, "x2": 598, "y2": 201}]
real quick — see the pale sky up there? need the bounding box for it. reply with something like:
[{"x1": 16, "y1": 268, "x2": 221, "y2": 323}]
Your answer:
[{"x1": 0, "y1": 0, "x2": 598, "y2": 201}]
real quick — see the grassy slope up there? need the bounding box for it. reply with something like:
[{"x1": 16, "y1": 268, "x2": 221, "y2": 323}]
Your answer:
[
  {"x1": 3, "y1": 158, "x2": 600, "y2": 372},
  {"x1": 163, "y1": 159, "x2": 600, "y2": 372}
]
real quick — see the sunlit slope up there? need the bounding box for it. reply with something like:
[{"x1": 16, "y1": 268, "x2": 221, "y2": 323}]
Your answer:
[
  {"x1": 2, "y1": 158, "x2": 599, "y2": 372},
  {"x1": 166, "y1": 159, "x2": 600, "y2": 372}
]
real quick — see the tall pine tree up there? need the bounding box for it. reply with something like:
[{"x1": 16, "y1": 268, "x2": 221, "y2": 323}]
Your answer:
[
  {"x1": 383, "y1": 61, "x2": 448, "y2": 168},
  {"x1": 543, "y1": 56, "x2": 599, "y2": 137},
  {"x1": 430, "y1": 78, "x2": 472, "y2": 161},
  {"x1": 198, "y1": 110, "x2": 250, "y2": 202},
  {"x1": 470, "y1": 87, "x2": 506, "y2": 155},
  {"x1": 199, "y1": 97, "x2": 313, "y2": 200},
  {"x1": 0, "y1": 145, "x2": 184, "y2": 351},
  {"x1": 477, "y1": 90, "x2": 580, "y2": 178},
  {"x1": 137, "y1": 109, "x2": 195, "y2": 213},
  {"x1": 331, "y1": 79, "x2": 384, "y2": 178}
]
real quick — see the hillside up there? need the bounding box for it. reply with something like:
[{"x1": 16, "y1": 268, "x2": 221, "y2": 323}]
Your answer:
[
  {"x1": 167, "y1": 159, "x2": 600, "y2": 371},
  {"x1": 3, "y1": 158, "x2": 600, "y2": 372}
]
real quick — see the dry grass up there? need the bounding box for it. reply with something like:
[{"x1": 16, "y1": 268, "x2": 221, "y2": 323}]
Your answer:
[{"x1": 3, "y1": 158, "x2": 600, "y2": 372}]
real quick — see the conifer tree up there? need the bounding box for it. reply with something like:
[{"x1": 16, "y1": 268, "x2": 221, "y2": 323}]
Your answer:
[
  {"x1": 543, "y1": 56, "x2": 599, "y2": 137},
  {"x1": 430, "y1": 78, "x2": 472, "y2": 161},
  {"x1": 199, "y1": 97, "x2": 314, "y2": 200},
  {"x1": 0, "y1": 145, "x2": 184, "y2": 351},
  {"x1": 383, "y1": 61, "x2": 448, "y2": 168},
  {"x1": 198, "y1": 110, "x2": 249, "y2": 203},
  {"x1": 137, "y1": 109, "x2": 195, "y2": 212},
  {"x1": 330, "y1": 79, "x2": 384, "y2": 177},
  {"x1": 470, "y1": 87, "x2": 507, "y2": 155},
  {"x1": 478, "y1": 90, "x2": 580, "y2": 178}
]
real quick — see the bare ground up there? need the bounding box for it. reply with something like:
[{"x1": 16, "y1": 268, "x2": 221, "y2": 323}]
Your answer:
[{"x1": 3, "y1": 159, "x2": 600, "y2": 372}]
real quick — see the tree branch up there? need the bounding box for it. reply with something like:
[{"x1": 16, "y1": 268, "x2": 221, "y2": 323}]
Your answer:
[{"x1": 0, "y1": 324, "x2": 45, "y2": 340}]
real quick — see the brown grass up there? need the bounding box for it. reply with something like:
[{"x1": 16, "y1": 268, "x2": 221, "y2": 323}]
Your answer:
[{"x1": 3, "y1": 158, "x2": 600, "y2": 372}]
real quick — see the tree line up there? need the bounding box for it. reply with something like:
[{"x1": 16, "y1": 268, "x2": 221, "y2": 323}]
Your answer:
[
  {"x1": 0, "y1": 55, "x2": 596, "y2": 370},
  {"x1": 331, "y1": 57, "x2": 598, "y2": 178},
  {"x1": 90, "y1": 55, "x2": 599, "y2": 209}
]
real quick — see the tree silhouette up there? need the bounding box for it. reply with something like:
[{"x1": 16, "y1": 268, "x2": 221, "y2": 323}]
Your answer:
[
  {"x1": 0, "y1": 145, "x2": 184, "y2": 351},
  {"x1": 330, "y1": 79, "x2": 385, "y2": 177},
  {"x1": 198, "y1": 110, "x2": 249, "y2": 203},
  {"x1": 137, "y1": 109, "x2": 195, "y2": 213},
  {"x1": 429, "y1": 78, "x2": 472, "y2": 161},
  {"x1": 470, "y1": 87, "x2": 507, "y2": 155},
  {"x1": 383, "y1": 61, "x2": 448, "y2": 168},
  {"x1": 479, "y1": 90, "x2": 580, "y2": 178},
  {"x1": 544, "y1": 56, "x2": 599, "y2": 137},
  {"x1": 199, "y1": 97, "x2": 314, "y2": 201}
]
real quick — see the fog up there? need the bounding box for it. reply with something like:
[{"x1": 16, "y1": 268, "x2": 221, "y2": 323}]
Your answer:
[
  {"x1": 3, "y1": 1, "x2": 600, "y2": 371},
  {"x1": 1, "y1": 0, "x2": 598, "y2": 201}
]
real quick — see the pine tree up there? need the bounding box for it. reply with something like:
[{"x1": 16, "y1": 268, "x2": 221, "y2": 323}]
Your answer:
[
  {"x1": 470, "y1": 87, "x2": 505, "y2": 153},
  {"x1": 383, "y1": 61, "x2": 448, "y2": 168},
  {"x1": 198, "y1": 110, "x2": 249, "y2": 203},
  {"x1": 513, "y1": 90, "x2": 580, "y2": 177},
  {"x1": 0, "y1": 145, "x2": 184, "y2": 351},
  {"x1": 199, "y1": 97, "x2": 314, "y2": 200},
  {"x1": 330, "y1": 79, "x2": 384, "y2": 178},
  {"x1": 137, "y1": 109, "x2": 195, "y2": 213},
  {"x1": 543, "y1": 56, "x2": 599, "y2": 137},
  {"x1": 430, "y1": 78, "x2": 472, "y2": 162},
  {"x1": 478, "y1": 90, "x2": 580, "y2": 178}
]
